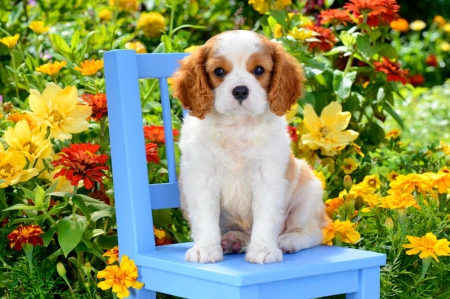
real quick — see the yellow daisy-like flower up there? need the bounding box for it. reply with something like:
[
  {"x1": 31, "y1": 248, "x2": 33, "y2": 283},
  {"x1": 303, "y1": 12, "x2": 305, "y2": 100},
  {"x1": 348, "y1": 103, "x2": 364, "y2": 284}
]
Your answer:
[
  {"x1": 103, "y1": 246, "x2": 119, "y2": 264},
  {"x1": 389, "y1": 173, "x2": 431, "y2": 194},
  {"x1": 362, "y1": 174, "x2": 381, "y2": 191},
  {"x1": 27, "y1": 83, "x2": 92, "y2": 141},
  {"x1": 274, "y1": 24, "x2": 283, "y2": 38},
  {"x1": 410, "y1": 20, "x2": 426, "y2": 31},
  {"x1": 109, "y1": 0, "x2": 138, "y2": 12},
  {"x1": 97, "y1": 255, "x2": 144, "y2": 299},
  {"x1": 4, "y1": 119, "x2": 52, "y2": 162},
  {"x1": 184, "y1": 45, "x2": 200, "y2": 53},
  {"x1": 28, "y1": 21, "x2": 50, "y2": 35},
  {"x1": 0, "y1": 34, "x2": 20, "y2": 49},
  {"x1": 443, "y1": 23, "x2": 450, "y2": 33},
  {"x1": 99, "y1": 9, "x2": 113, "y2": 22},
  {"x1": 379, "y1": 190, "x2": 420, "y2": 210},
  {"x1": 74, "y1": 59, "x2": 104, "y2": 76},
  {"x1": 323, "y1": 219, "x2": 360, "y2": 245},
  {"x1": 248, "y1": 0, "x2": 292, "y2": 14},
  {"x1": 36, "y1": 60, "x2": 67, "y2": 76},
  {"x1": 285, "y1": 102, "x2": 299, "y2": 123},
  {"x1": 313, "y1": 170, "x2": 326, "y2": 190},
  {"x1": 403, "y1": 233, "x2": 450, "y2": 263},
  {"x1": 341, "y1": 158, "x2": 358, "y2": 174},
  {"x1": 125, "y1": 41, "x2": 147, "y2": 53},
  {"x1": 137, "y1": 12, "x2": 165, "y2": 38},
  {"x1": 425, "y1": 171, "x2": 450, "y2": 194},
  {"x1": 288, "y1": 27, "x2": 314, "y2": 40},
  {"x1": 386, "y1": 129, "x2": 400, "y2": 139},
  {"x1": 301, "y1": 102, "x2": 359, "y2": 156},
  {"x1": 386, "y1": 170, "x2": 399, "y2": 182},
  {"x1": 0, "y1": 144, "x2": 39, "y2": 188}
]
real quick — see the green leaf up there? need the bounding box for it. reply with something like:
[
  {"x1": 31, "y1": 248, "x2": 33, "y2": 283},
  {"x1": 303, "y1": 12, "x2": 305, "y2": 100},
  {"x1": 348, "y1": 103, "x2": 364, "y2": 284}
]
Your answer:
[
  {"x1": 91, "y1": 210, "x2": 114, "y2": 221},
  {"x1": 21, "y1": 186, "x2": 37, "y2": 201},
  {"x1": 324, "y1": 0, "x2": 335, "y2": 8},
  {"x1": 378, "y1": 44, "x2": 398, "y2": 59},
  {"x1": 3, "y1": 203, "x2": 37, "y2": 211},
  {"x1": 95, "y1": 234, "x2": 118, "y2": 249},
  {"x1": 376, "y1": 87, "x2": 385, "y2": 103},
  {"x1": 356, "y1": 35, "x2": 371, "y2": 59},
  {"x1": 42, "y1": 225, "x2": 57, "y2": 247},
  {"x1": 153, "y1": 209, "x2": 172, "y2": 227},
  {"x1": 72, "y1": 195, "x2": 91, "y2": 223},
  {"x1": 161, "y1": 35, "x2": 172, "y2": 53},
  {"x1": 34, "y1": 184, "x2": 46, "y2": 208},
  {"x1": 166, "y1": 228, "x2": 191, "y2": 243},
  {"x1": 44, "y1": 248, "x2": 63, "y2": 262},
  {"x1": 333, "y1": 70, "x2": 357, "y2": 99},
  {"x1": 383, "y1": 102, "x2": 404, "y2": 129},
  {"x1": 269, "y1": 10, "x2": 287, "y2": 27},
  {"x1": 57, "y1": 215, "x2": 88, "y2": 257},
  {"x1": 50, "y1": 34, "x2": 72, "y2": 57},
  {"x1": 77, "y1": 194, "x2": 112, "y2": 211},
  {"x1": 70, "y1": 30, "x2": 80, "y2": 52}
]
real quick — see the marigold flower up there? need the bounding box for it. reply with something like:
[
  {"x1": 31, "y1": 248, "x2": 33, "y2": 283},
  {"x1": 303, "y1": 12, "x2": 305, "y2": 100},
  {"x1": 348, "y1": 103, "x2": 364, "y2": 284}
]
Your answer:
[
  {"x1": 154, "y1": 226, "x2": 173, "y2": 245},
  {"x1": 0, "y1": 34, "x2": 20, "y2": 49},
  {"x1": 109, "y1": 0, "x2": 138, "y2": 11},
  {"x1": 0, "y1": 144, "x2": 39, "y2": 188},
  {"x1": 248, "y1": 0, "x2": 292, "y2": 14},
  {"x1": 273, "y1": 24, "x2": 283, "y2": 38},
  {"x1": 143, "y1": 125, "x2": 179, "y2": 144},
  {"x1": 28, "y1": 21, "x2": 50, "y2": 35},
  {"x1": 379, "y1": 190, "x2": 420, "y2": 210},
  {"x1": 7, "y1": 224, "x2": 44, "y2": 250},
  {"x1": 145, "y1": 143, "x2": 160, "y2": 164},
  {"x1": 440, "y1": 166, "x2": 450, "y2": 174},
  {"x1": 344, "y1": 182, "x2": 375, "y2": 201},
  {"x1": 410, "y1": 20, "x2": 426, "y2": 31},
  {"x1": 300, "y1": 102, "x2": 359, "y2": 156},
  {"x1": 403, "y1": 233, "x2": 450, "y2": 263},
  {"x1": 75, "y1": 59, "x2": 104, "y2": 76},
  {"x1": 386, "y1": 170, "x2": 399, "y2": 182},
  {"x1": 389, "y1": 173, "x2": 431, "y2": 194},
  {"x1": 341, "y1": 158, "x2": 358, "y2": 174},
  {"x1": 125, "y1": 41, "x2": 147, "y2": 53},
  {"x1": 7, "y1": 112, "x2": 37, "y2": 130},
  {"x1": 386, "y1": 128, "x2": 400, "y2": 139},
  {"x1": 374, "y1": 57, "x2": 409, "y2": 84},
  {"x1": 81, "y1": 93, "x2": 108, "y2": 121},
  {"x1": 325, "y1": 196, "x2": 344, "y2": 217},
  {"x1": 99, "y1": 9, "x2": 113, "y2": 22},
  {"x1": 103, "y1": 246, "x2": 119, "y2": 264},
  {"x1": 304, "y1": 25, "x2": 336, "y2": 52},
  {"x1": 52, "y1": 143, "x2": 109, "y2": 189},
  {"x1": 97, "y1": 255, "x2": 144, "y2": 299},
  {"x1": 320, "y1": 9, "x2": 352, "y2": 26},
  {"x1": 36, "y1": 60, "x2": 67, "y2": 76},
  {"x1": 323, "y1": 219, "x2": 360, "y2": 245},
  {"x1": 361, "y1": 193, "x2": 380, "y2": 212},
  {"x1": 27, "y1": 83, "x2": 92, "y2": 141},
  {"x1": 137, "y1": 12, "x2": 165, "y2": 38},
  {"x1": 425, "y1": 171, "x2": 450, "y2": 194},
  {"x1": 390, "y1": 18, "x2": 409, "y2": 32}
]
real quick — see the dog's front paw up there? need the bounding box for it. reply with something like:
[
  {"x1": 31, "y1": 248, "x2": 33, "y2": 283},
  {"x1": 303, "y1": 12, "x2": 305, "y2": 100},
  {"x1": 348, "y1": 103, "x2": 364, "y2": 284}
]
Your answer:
[
  {"x1": 245, "y1": 243, "x2": 282, "y2": 264},
  {"x1": 185, "y1": 244, "x2": 223, "y2": 263}
]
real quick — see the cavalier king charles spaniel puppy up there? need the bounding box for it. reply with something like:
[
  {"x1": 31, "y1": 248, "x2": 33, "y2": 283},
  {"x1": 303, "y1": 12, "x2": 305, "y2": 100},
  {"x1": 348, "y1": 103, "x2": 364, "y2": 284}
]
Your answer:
[{"x1": 172, "y1": 30, "x2": 326, "y2": 264}]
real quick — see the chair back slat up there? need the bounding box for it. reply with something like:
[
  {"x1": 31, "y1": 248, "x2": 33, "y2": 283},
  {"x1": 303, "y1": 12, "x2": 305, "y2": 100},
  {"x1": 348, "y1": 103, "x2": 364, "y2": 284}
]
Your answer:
[
  {"x1": 136, "y1": 53, "x2": 188, "y2": 78},
  {"x1": 149, "y1": 182, "x2": 180, "y2": 209}
]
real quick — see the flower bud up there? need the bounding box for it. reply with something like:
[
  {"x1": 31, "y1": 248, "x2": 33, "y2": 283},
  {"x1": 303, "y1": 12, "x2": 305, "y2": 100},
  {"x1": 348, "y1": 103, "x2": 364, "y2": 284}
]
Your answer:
[
  {"x1": 57, "y1": 262, "x2": 67, "y2": 278},
  {"x1": 84, "y1": 262, "x2": 92, "y2": 274},
  {"x1": 385, "y1": 217, "x2": 394, "y2": 234},
  {"x1": 343, "y1": 175, "x2": 353, "y2": 192},
  {"x1": 2, "y1": 102, "x2": 14, "y2": 114}
]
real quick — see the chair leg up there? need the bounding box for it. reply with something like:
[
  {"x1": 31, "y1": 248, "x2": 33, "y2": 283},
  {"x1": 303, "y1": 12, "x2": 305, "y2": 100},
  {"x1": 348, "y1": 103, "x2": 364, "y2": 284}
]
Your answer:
[
  {"x1": 128, "y1": 288, "x2": 157, "y2": 299},
  {"x1": 346, "y1": 267, "x2": 381, "y2": 299}
]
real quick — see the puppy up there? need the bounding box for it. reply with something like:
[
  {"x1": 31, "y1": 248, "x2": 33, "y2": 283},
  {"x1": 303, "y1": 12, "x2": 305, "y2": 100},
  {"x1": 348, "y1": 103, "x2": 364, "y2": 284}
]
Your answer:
[{"x1": 172, "y1": 30, "x2": 326, "y2": 264}]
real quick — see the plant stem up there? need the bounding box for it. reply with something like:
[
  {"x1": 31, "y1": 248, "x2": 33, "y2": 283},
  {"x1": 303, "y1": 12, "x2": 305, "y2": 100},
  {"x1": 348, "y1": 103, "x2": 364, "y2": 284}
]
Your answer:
[
  {"x1": 109, "y1": 0, "x2": 120, "y2": 51},
  {"x1": 169, "y1": 0, "x2": 176, "y2": 36},
  {"x1": 9, "y1": 49, "x2": 21, "y2": 104}
]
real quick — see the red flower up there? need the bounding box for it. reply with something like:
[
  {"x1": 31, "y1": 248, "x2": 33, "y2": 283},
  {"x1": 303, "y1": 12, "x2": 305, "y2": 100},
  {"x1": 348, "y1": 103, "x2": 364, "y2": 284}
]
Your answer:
[
  {"x1": 8, "y1": 224, "x2": 44, "y2": 250},
  {"x1": 81, "y1": 93, "x2": 108, "y2": 121},
  {"x1": 374, "y1": 57, "x2": 409, "y2": 84},
  {"x1": 287, "y1": 125, "x2": 299, "y2": 142},
  {"x1": 304, "y1": 25, "x2": 337, "y2": 52},
  {"x1": 426, "y1": 55, "x2": 438, "y2": 67},
  {"x1": 143, "y1": 125, "x2": 180, "y2": 144},
  {"x1": 344, "y1": 0, "x2": 400, "y2": 27},
  {"x1": 320, "y1": 9, "x2": 352, "y2": 26},
  {"x1": 52, "y1": 143, "x2": 110, "y2": 189},
  {"x1": 409, "y1": 74, "x2": 425, "y2": 87},
  {"x1": 145, "y1": 143, "x2": 160, "y2": 164}
]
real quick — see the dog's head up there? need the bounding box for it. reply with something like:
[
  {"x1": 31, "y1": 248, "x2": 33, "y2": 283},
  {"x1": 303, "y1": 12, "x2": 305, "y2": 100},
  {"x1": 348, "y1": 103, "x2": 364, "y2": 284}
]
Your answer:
[{"x1": 172, "y1": 30, "x2": 305, "y2": 119}]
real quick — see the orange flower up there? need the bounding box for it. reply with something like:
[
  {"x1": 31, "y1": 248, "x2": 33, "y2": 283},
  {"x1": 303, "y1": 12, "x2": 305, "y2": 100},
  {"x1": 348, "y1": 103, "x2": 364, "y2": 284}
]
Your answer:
[
  {"x1": 304, "y1": 25, "x2": 336, "y2": 52},
  {"x1": 344, "y1": 0, "x2": 400, "y2": 27},
  {"x1": 390, "y1": 18, "x2": 409, "y2": 32},
  {"x1": 320, "y1": 9, "x2": 352, "y2": 26},
  {"x1": 323, "y1": 219, "x2": 360, "y2": 245},
  {"x1": 325, "y1": 196, "x2": 344, "y2": 217},
  {"x1": 379, "y1": 190, "x2": 420, "y2": 210},
  {"x1": 425, "y1": 172, "x2": 450, "y2": 194},
  {"x1": 8, "y1": 224, "x2": 44, "y2": 250},
  {"x1": 145, "y1": 143, "x2": 160, "y2": 164},
  {"x1": 425, "y1": 55, "x2": 438, "y2": 67},
  {"x1": 408, "y1": 74, "x2": 425, "y2": 87},
  {"x1": 75, "y1": 59, "x2": 104, "y2": 76},
  {"x1": 389, "y1": 173, "x2": 431, "y2": 194},
  {"x1": 143, "y1": 125, "x2": 180, "y2": 144},
  {"x1": 103, "y1": 246, "x2": 119, "y2": 264},
  {"x1": 81, "y1": 93, "x2": 108, "y2": 121},
  {"x1": 386, "y1": 129, "x2": 400, "y2": 139},
  {"x1": 374, "y1": 57, "x2": 409, "y2": 84},
  {"x1": 7, "y1": 112, "x2": 37, "y2": 130},
  {"x1": 36, "y1": 60, "x2": 67, "y2": 76}
]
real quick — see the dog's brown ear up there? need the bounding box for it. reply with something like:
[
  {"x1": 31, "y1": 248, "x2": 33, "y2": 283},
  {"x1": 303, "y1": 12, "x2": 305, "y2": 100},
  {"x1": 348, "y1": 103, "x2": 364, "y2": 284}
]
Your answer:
[
  {"x1": 268, "y1": 43, "x2": 305, "y2": 116},
  {"x1": 172, "y1": 45, "x2": 214, "y2": 119}
]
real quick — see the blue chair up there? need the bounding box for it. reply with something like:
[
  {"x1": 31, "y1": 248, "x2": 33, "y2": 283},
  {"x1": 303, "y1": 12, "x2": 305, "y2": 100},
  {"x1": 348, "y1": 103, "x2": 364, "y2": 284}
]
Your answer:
[{"x1": 104, "y1": 50, "x2": 386, "y2": 299}]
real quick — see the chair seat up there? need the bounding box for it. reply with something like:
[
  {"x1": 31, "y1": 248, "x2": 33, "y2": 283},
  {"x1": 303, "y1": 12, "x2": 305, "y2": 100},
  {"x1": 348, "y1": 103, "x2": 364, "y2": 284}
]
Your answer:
[{"x1": 135, "y1": 243, "x2": 386, "y2": 299}]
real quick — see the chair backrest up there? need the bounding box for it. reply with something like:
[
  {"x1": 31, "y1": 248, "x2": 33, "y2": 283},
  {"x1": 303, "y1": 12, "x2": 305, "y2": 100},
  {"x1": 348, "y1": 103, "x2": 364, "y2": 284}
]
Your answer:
[{"x1": 104, "y1": 50, "x2": 188, "y2": 254}]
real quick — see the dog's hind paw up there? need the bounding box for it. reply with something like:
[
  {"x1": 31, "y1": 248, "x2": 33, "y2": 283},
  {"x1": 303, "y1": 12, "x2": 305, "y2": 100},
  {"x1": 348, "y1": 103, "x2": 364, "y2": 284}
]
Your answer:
[{"x1": 220, "y1": 231, "x2": 250, "y2": 254}]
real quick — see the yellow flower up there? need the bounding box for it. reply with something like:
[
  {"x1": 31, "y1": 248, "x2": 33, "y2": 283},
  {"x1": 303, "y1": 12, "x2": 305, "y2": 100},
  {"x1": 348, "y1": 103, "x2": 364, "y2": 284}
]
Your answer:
[
  {"x1": 441, "y1": 41, "x2": 450, "y2": 52},
  {"x1": 444, "y1": 23, "x2": 450, "y2": 33},
  {"x1": 361, "y1": 193, "x2": 380, "y2": 212},
  {"x1": 323, "y1": 219, "x2": 360, "y2": 245},
  {"x1": 4, "y1": 120, "x2": 52, "y2": 162},
  {"x1": 103, "y1": 246, "x2": 119, "y2": 264},
  {"x1": 28, "y1": 21, "x2": 50, "y2": 35},
  {"x1": 274, "y1": 24, "x2": 283, "y2": 38},
  {"x1": 379, "y1": 190, "x2": 420, "y2": 210},
  {"x1": 410, "y1": 20, "x2": 426, "y2": 31},
  {"x1": 325, "y1": 196, "x2": 344, "y2": 217},
  {"x1": 351, "y1": 142, "x2": 364, "y2": 157},
  {"x1": 137, "y1": 12, "x2": 165, "y2": 38},
  {"x1": 288, "y1": 27, "x2": 314, "y2": 40},
  {"x1": 184, "y1": 45, "x2": 200, "y2": 53},
  {"x1": 389, "y1": 173, "x2": 431, "y2": 194},
  {"x1": 313, "y1": 170, "x2": 326, "y2": 190},
  {"x1": 341, "y1": 158, "x2": 358, "y2": 174},
  {"x1": 0, "y1": 144, "x2": 39, "y2": 188},
  {"x1": 390, "y1": 18, "x2": 409, "y2": 32},
  {"x1": 74, "y1": 59, "x2": 104, "y2": 76},
  {"x1": 99, "y1": 9, "x2": 113, "y2": 22},
  {"x1": 433, "y1": 15, "x2": 446, "y2": 27},
  {"x1": 125, "y1": 41, "x2": 147, "y2": 53},
  {"x1": 386, "y1": 170, "x2": 399, "y2": 182},
  {"x1": 345, "y1": 182, "x2": 375, "y2": 202},
  {"x1": 109, "y1": 0, "x2": 138, "y2": 12},
  {"x1": 425, "y1": 172, "x2": 450, "y2": 194},
  {"x1": 27, "y1": 83, "x2": 92, "y2": 141},
  {"x1": 36, "y1": 60, "x2": 67, "y2": 76},
  {"x1": 7, "y1": 112, "x2": 37, "y2": 130},
  {"x1": 362, "y1": 174, "x2": 381, "y2": 191},
  {"x1": 248, "y1": 0, "x2": 292, "y2": 14},
  {"x1": 301, "y1": 102, "x2": 359, "y2": 156},
  {"x1": 285, "y1": 103, "x2": 299, "y2": 123},
  {"x1": 97, "y1": 255, "x2": 144, "y2": 299},
  {"x1": 440, "y1": 141, "x2": 450, "y2": 155},
  {"x1": 0, "y1": 34, "x2": 20, "y2": 49},
  {"x1": 386, "y1": 129, "x2": 400, "y2": 139},
  {"x1": 403, "y1": 233, "x2": 450, "y2": 263}
]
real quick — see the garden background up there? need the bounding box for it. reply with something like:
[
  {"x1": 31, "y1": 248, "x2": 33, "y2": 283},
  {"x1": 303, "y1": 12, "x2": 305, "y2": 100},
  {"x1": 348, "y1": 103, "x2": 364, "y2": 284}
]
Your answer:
[{"x1": 1, "y1": 0, "x2": 450, "y2": 298}]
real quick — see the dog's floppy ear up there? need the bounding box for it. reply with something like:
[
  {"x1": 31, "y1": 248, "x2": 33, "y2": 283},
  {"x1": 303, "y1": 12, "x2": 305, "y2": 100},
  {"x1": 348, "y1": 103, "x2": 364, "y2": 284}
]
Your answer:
[
  {"x1": 172, "y1": 45, "x2": 214, "y2": 119},
  {"x1": 268, "y1": 43, "x2": 305, "y2": 116}
]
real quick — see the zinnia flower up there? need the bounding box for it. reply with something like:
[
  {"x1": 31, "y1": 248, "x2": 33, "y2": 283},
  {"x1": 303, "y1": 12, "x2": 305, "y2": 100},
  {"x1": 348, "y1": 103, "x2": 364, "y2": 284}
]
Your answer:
[
  {"x1": 341, "y1": 158, "x2": 358, "y2": 174},
  {"x1": 75, "y1": 59, "x2": 104, "y2": 76},
  {"x1": 52, "y1": 143, "x2": 109, "y2": 189},
  {"x1": 97, "y1": 255, "x2": 144, "y2": 299},
  {"x1": 4, "y1": 119, "x2": 52, "y2": 162},
  {"x1": 379, "y1": 190, "x2": 420, "y2": 210},
  {"x1": 137, "y1": 12, "x2": 166, "y2": 38},
  {"x1": 300, "y1": 102, "x2": 359, "y2": 156},
  {"x1": 320, "y1": 9, "x2": 352, "y2": 26},
  {"x1": 103, "y1": 246, "x2": 119, "y2": 264},
  {"x1": 409, "y1": 74, "x2": 425, "y2": 87},
  {"x1": 374, "y1": 57, "x2": 409, "y2": 84},
  {"x1": 403, "y1": 233, "x2": 450, "y2": 263},
  {"x1": 27, "y1": 83, "x2": 92, "y2": 141},
  {"x1": 7, "y1": 224, "x2": 44, "y2": 250},
  {"x1": 0, "y1": 144, "x2": 39, "y2": 188},
  {"x1": 390, "y1": 18, "x2": 409, "y2": 32},
  {"x1": 145, "y1": 143, "x2": 160, "y2": 164},
  {"x1": 125, "y1": 41, "x2": 147, "y2": 53},
  {"x1": 323, "y1": 219, "x2": 360, "y2": 245},
  {"x1": 81, "y1": 93, "x2": 108, "y2": 121},
  {"x1": 389, "y1": 173, "x2": 431, "y2": 194},
  {"x1": 143, "y1": 125, "x2": 179, "y2": 144},
  {"x1": 304, "y1": 25, "x2": 336, "y2": 52},
  {"x1": 425, "y1": 55, "x2": 438, "y2": 67},
  {"x1": 344, "y1": 0, "x2": 400, "y2": 27},
  {"x1": 36, "y1": 60, "x2": 67, "y2": 76},
  {"x1": 386, "y1": 128, "x2": 400, "y2": 139},
  {"x1": 28, "y1": 21, "x2": 50, "y2": 34},
  {"x1": 409, "y1": 20, "x2": 426, "y2": 31},
  {"x1": 0, "y1": 34, "x2": 20, "y2": 49}
]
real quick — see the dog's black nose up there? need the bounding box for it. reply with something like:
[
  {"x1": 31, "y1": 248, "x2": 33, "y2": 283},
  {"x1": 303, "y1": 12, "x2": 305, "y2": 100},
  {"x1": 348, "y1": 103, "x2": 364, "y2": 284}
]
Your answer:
[{"x1": 232, "y1": 85, "x2": 249, "y2": 102}]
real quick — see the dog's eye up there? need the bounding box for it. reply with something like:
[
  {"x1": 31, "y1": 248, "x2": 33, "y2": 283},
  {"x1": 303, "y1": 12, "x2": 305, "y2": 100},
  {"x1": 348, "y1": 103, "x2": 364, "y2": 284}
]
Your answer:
[
  {"x1": 254, "y1": 66, "x2": 265, "y2": 76},
  {"x1": 214, "y1": 68, "x2": 225, "y2": 77}
]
